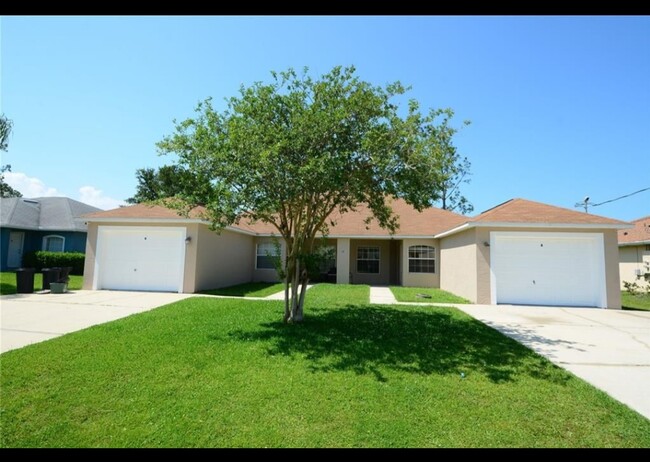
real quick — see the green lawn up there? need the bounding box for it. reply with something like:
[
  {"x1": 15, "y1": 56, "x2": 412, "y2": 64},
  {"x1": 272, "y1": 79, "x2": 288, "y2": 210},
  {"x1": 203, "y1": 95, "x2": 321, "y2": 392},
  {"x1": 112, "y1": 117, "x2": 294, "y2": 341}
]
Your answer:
[
  {"x1": 0, "y1": 272, "x2": 84, "y2": 295},
  {"x1": 621, "y1": 291, "x2": 650, "y2": 311},
  {"x1": 200, "y1": 281, "x2": 285, "y2": 298},
  {"x1": 391, "y1": 286, "x2": 469, "y2": 304},
  {"x1": 1, "y1": 283, "x2": 648, "y2": 448}
]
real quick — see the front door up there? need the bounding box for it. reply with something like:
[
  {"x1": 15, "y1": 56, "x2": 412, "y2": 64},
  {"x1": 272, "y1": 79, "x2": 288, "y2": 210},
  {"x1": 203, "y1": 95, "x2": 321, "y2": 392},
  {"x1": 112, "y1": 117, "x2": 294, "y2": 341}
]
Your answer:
[{"x1": 7, "y1": 231, "x2": 25, "y2": 268}]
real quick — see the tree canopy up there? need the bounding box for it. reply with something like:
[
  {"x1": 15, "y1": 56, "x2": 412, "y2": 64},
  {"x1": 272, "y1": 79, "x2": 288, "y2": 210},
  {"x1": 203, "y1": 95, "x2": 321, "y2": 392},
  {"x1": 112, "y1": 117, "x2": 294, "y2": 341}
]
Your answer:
[
  {"x1": 126, "y1": 165, "x2": 194, "y2": 204},
  {"x1": 0, "y1": 114, "x2": 22, "y2": 198},
  {"x1": 420, "y1": 108, "x2": 473, "y2": 214},
  {"x1": 158, "y1": 65, "x2": 468, "y2": 322}
]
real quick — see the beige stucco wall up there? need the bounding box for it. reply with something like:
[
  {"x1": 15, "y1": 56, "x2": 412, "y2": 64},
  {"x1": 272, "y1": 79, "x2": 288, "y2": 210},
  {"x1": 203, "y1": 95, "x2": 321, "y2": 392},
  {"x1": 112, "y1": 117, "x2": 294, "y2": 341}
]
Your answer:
[
  {"x1": 439, "y1": 229, "x2": 478, "y2": 302},
  {"x1": 619, "y1": 245, "x2": 650, "y2": 289},
  {"x1": 401, "y1": 238, "x2": 440, "y2": 288},
  {"x1": 336, "y1": 238, "x2": 350, "y2": 284},
  {"x1": 252, "y1": 236, "x2": 285, "y2": 282},
  {"x1": 194, "y1": 226, "x2": 254, "y2": 291},
  {"x1": 349, "y1": 239, "x2": 391, "y2": 285},
  {"x1": 82, "y1": 221, "x2": 199, "y2": 293}
]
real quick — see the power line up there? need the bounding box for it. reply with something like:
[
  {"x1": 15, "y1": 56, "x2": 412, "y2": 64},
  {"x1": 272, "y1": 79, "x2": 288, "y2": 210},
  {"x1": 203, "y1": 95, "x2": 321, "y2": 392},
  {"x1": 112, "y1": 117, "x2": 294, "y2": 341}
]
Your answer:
[
  {"x1": 591, "y1": 187, "x2": 650, "y2": 207},
  {"x1": 575, "y1": 186, "x2": 650, "y2": 213}
]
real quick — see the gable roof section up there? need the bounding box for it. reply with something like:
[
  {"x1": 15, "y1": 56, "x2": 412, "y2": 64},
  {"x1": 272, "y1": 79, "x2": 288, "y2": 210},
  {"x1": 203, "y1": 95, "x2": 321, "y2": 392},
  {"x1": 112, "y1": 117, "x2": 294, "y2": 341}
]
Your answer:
[
  {"x1": 83, "y1": 203, "x2": 207, "y2": 221},
  {"x1": 435, "y1": 198, "x2": 631, "y2": 238},
  {"x1": 84, "y1": 198, "x2": 467, "y2": 238},
  {"x1": 0, "y1": 197, "x2": 102, "y2": 232},
  {"x1": 618, "y1": 215, "x2": 650, "y2": 245}
]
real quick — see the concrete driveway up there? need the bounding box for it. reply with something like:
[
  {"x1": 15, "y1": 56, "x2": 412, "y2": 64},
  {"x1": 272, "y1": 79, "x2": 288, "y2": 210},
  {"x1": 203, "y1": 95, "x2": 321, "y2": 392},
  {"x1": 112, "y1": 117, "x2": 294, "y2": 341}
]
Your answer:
[
  {"x1": 455, "y1": 304, "x2": 650, "y2": 420},
  {"x1": 1, "y1": 290, "x2": 192, "y2": 353}
]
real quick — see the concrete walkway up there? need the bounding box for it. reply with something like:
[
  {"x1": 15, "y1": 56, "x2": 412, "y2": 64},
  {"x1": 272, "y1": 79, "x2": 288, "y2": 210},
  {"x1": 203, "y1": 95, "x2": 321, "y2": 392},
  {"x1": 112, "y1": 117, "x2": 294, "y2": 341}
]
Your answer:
[
  {"x1": 369, "y1": 286, "x2": 398, "y2": 304},
  {"x1": 1, "y1": 290, "x2": 192, "y2": 353},
  {"x1": 367, "y1": 286, "x2": 650, "y2": 420},
  {"x1": 264, "y1": 284, "x2": 313, "y2": 300}
]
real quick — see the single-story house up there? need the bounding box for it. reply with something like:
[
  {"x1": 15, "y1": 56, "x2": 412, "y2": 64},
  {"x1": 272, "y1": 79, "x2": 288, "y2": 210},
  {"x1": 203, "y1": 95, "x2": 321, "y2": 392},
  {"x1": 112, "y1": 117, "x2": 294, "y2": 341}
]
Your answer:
[
  {"x1": 618, "y1": 215, "x2": 650, "y2": 289},
  {"x1": 82, "y1": 197, "x2": 631, "y2": 309},
  {"x1": 0, "y1": 197, "x2": 102, "y2": 271}
]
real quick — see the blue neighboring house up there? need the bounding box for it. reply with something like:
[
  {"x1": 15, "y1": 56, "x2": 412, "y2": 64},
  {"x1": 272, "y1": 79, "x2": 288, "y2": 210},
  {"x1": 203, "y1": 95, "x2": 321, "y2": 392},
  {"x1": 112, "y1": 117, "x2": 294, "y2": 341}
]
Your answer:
[{"x1": 0, "y1": 197, "x2": 102, "y2": 271}]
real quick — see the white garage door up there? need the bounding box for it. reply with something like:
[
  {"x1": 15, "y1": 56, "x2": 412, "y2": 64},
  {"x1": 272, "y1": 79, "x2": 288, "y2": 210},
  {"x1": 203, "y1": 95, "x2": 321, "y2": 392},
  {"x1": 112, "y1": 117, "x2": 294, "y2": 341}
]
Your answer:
[
  {"x1": 490, "y1": 232, "x2": 606, "y2": 308},
  {"x1": 94, "y1": 226, "x2": 186, "y2": 293}
]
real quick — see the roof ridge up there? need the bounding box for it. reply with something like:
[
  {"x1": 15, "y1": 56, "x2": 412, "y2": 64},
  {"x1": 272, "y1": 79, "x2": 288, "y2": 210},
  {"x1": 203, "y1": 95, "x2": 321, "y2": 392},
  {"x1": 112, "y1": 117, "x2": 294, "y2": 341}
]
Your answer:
[{"x1": 471, "y1": 198, "x2": 516, "y2": 220}]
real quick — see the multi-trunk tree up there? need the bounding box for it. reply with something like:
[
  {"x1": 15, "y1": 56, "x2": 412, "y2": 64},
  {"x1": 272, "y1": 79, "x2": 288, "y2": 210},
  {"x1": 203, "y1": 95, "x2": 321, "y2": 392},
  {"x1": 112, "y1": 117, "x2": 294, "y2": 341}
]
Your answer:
[{"x1": 157, "y1": 66, "x2": 470, "y2": 322}]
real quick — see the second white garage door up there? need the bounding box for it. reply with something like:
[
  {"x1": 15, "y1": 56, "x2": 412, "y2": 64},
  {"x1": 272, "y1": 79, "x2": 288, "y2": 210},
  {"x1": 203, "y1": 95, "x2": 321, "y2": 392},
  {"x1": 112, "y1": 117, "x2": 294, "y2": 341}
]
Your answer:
[
  {"x1": 490, "y1": 231, "x2": 606, "y2": 308},
  {"x1": 94, "y1": 226, "x2": 186, "y2": 293}
]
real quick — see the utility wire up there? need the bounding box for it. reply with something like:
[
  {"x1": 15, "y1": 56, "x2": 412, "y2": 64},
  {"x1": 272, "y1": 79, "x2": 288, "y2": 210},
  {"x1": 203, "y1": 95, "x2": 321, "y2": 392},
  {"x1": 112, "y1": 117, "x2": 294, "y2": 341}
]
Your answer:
[{"x1": 591, "y1": 186, "x2": 650, "y2": 208}]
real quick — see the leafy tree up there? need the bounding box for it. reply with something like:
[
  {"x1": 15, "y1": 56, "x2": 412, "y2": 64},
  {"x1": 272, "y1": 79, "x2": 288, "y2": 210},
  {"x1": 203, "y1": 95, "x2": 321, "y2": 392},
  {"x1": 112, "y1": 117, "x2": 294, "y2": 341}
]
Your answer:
[
  {"x1": 126, "y1": 165, "x2": 194, "y2": 204},
  {"x1": 0, "y1": 114, "x2": 22, "y2": 198},
  {"x1": 421, "y1": 108, "x2": 472, "y2": 214},
  {"x1": 158, "y1": 65, "x2": 455, "y2": 322}
]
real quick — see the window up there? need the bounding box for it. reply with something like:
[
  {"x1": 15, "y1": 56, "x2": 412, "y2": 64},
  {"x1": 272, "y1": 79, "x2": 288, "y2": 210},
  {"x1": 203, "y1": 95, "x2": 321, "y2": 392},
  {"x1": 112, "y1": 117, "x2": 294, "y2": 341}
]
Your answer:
[
  {"x1": 42, "y1": 235, "x2": 65, "y2": 252},
  {"x1": 256, "y1": 242, "x2": 280, "y2": 269},
  {"x1": 357, "y1": 246, "x2": 380, "y2": 274},
  {"x1": 408, "y1": 245, "x2": 435, "y2": 273}
]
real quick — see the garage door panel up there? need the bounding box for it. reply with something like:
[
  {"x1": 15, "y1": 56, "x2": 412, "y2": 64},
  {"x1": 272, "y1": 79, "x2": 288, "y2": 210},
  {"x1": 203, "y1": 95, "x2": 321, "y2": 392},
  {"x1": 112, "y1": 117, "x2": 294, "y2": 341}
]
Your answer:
[
  {"x1": 491, "y1": 232, "x2": 605, "y2": 308},
  {"x1": 96, "y1": 227, "x2": 186, "y2": 293}
]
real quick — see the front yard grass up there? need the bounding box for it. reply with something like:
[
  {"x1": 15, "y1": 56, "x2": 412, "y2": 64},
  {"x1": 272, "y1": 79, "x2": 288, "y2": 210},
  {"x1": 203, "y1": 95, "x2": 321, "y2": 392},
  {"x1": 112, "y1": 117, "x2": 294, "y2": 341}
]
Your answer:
[
  {"x1": 1, "y1": 283, "x2": 648, "y2": 448},
  {"x1": 391, "y1": 286, "x2": 470, "y2": 304},
  {"x1": 0, "y1": 272, "x2": 84, "y2": 295},
  {"x1": 621, "y1": 291, "x2": 650, "y2": 311},
  {"x1": 200, "y1": 281, "x2": 285, "y2": 298}
]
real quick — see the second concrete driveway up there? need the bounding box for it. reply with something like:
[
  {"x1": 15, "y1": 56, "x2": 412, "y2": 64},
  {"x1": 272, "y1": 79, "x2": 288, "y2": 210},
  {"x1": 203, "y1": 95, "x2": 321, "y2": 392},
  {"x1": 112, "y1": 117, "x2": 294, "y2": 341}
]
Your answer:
[
  {"x1": 455, "y1": 304, "x2": 650, "y2": 420},
  {"x1": 1, "y1": 290, "x2": 192, "y2": 354}
]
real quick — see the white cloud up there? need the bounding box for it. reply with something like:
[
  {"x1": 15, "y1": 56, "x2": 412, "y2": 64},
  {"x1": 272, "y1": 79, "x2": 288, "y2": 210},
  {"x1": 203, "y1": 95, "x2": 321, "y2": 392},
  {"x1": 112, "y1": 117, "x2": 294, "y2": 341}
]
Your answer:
[
  {"x1": 78, "y1": 186, "x2": 125, "y2": 211},
  {"x1": 3, "y1": 171, "x2": 125, "y2": 211},
  {"x1": 4, "y1": 171, "x2": 61, "y2": 197}
]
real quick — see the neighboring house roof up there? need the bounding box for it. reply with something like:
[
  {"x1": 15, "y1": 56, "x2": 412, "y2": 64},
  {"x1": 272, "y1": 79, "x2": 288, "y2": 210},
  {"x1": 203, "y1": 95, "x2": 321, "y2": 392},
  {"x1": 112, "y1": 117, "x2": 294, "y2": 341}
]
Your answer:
[
  {"x1": 618, "y1": 215, "x2": 650, "y2": 246},
  {"x1": 84, "y1": 198, "x2": 467, "y2": 238},
  {"x1": 0, "y1": 197, "x2": 102, "y2": 232},
  {"x1": 435, "y1": 198, "x2": 631, "y2": 238}
]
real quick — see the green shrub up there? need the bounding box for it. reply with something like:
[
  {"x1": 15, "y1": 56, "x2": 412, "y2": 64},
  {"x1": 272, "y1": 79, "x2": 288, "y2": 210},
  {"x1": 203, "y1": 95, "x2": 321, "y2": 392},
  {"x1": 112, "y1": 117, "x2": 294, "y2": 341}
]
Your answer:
[{"x1": 22, "y1": 251, "x2": 85, "y2": 275}]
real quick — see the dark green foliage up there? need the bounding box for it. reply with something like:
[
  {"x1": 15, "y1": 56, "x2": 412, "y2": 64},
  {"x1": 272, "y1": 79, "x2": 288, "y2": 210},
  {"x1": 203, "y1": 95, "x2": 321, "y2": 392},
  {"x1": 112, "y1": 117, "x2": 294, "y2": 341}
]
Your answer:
[
  {"x1": 22, "y1": 251, "x2": 85, "y2": 275},
  {"x1": 125, "y1": 165, "x2": 195, "y2": 204}
]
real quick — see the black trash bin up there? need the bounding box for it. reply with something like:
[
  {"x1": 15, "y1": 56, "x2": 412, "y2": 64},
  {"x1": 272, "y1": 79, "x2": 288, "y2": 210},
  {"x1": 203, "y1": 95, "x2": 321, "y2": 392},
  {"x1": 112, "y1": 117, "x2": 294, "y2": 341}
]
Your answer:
[
  {"x1": 41, "y1": 268, "x2": 61, "y2": 291},
  {"x1": 51, "y1": 266, "x2": 72, "y2": 282},
  {"x1": 15, "y1": 268, "x2": 35, "y2": 294}
]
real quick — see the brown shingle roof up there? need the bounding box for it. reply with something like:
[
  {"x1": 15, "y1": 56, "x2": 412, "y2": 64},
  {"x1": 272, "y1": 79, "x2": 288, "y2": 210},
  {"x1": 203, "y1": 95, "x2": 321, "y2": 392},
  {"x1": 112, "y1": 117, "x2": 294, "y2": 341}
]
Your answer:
[
  {"x1": 236, "y1": 198, "x2": 467, "y2": 237},
  {"x1": 469, "y1": 198, "x2": 628, "y2": 225},
  {"x1": 618, "y1": 215, "x2": 650, "y2": 245},
  {"x1": 83, "y1": 203, "x2": 207, "y2": 220},
  {"x1": 85, "y1": 198, "x2": 466, "y2": 237}
]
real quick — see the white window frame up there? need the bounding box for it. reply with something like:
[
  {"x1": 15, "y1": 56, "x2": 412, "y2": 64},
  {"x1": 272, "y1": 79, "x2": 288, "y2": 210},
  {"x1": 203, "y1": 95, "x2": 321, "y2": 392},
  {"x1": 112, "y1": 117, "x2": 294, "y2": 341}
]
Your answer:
[
  {"x1": 408, "y1": 245, "x2": 435, "y2": 273},
  {"x1": 356, "y1": 246, "x2": 380, "y2": 274},
  {"x1": 42, "y1": 234, "x2": 65, "y2": 252},
  {"x1": 256, "y1": 242, "x2": 280, "y2": 270}
]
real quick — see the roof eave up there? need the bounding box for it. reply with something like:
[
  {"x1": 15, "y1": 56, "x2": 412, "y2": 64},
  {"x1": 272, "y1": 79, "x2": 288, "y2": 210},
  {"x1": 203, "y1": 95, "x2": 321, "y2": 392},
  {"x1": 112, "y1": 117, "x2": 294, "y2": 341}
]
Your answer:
[
  {"x1": 84, "y1": 216, "x2": 259, "y2": 237},
  {"x1": 618, "y1": 240, "x2": 650, "y2": 247},
  {"x1": 435, "y1": 221, "x2": 633, "y2": 239}
]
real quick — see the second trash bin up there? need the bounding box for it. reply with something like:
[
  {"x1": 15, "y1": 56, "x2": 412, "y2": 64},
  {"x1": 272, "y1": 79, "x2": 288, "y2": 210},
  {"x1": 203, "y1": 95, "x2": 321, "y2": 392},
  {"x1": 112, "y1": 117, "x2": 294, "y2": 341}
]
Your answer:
[
  {"x1": 41, "y1": 267, "x2": 61, "y2": 291},
  {"x1": 15, "y1": 268, "x2": 36, "y2": 294}
]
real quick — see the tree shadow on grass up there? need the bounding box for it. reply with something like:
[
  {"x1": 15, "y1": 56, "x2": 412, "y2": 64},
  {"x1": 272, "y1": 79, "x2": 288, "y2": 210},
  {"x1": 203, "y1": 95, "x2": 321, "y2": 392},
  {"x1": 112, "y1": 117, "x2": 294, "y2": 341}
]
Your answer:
[{"x1": 229, "y1": 304, "x2": 571, "y2": 384}]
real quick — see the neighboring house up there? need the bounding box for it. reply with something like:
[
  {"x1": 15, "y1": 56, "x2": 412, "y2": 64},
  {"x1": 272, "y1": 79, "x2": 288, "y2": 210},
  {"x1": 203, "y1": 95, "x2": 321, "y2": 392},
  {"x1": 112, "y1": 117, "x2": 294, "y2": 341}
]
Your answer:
[
  {"x1": 618, "y1": 215, "x2": 650, "y2": 289},
  {"x1": 82, "y1": 197, "x2": 630, "y2": 309},
  {"x1": 0, "y1": 197, "x2": 102, "y2": 271}
]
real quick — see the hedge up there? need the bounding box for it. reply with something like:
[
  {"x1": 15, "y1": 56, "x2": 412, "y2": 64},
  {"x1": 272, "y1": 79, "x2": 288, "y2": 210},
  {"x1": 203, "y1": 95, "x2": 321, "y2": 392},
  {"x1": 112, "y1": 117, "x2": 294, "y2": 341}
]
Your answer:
[{"x1": 22, "y1": 251, "x2": 85, "y2": 275}]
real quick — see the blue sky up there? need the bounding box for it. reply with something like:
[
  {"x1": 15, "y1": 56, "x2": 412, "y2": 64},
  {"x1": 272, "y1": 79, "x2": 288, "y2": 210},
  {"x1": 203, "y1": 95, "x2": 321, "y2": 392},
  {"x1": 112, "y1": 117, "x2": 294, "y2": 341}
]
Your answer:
[{"x1": 1, "y1": 16, "x2": 648, "y2": 220}]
